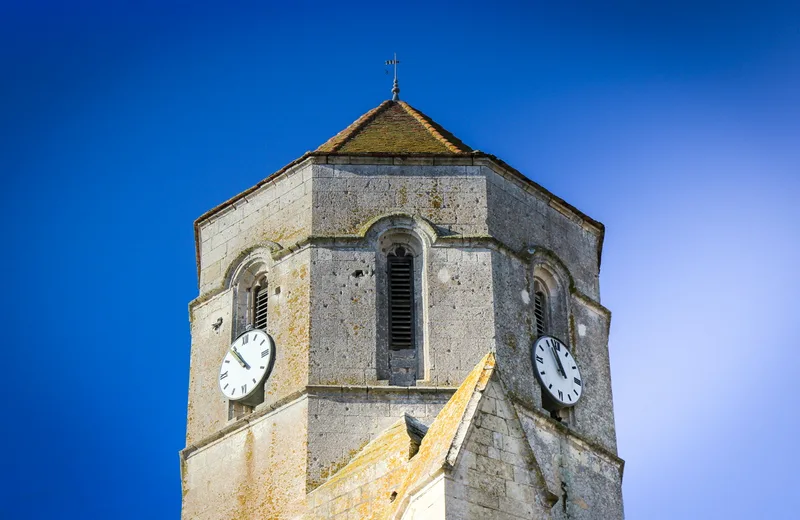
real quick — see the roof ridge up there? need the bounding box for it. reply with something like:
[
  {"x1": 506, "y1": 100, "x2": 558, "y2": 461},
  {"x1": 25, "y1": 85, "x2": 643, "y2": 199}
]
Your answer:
[
  {"x1": 397, "y1": 101, "x2": 471, "y2": 154},
  {"x1": 317, "y1": 100, "x2": 393, "y2": 153}
]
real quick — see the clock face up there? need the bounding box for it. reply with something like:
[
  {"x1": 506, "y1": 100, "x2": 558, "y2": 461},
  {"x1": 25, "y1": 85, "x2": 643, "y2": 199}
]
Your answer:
[
  {"x1": 532, "y1": 335, "x2": 583, "y2": 407},
  {"x1": 218, "y1": 329, "x2": 275, "y2": 401}
]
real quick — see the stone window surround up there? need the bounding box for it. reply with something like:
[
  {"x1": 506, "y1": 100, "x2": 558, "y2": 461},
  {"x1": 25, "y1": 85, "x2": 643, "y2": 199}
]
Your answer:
[
  {"x1": 224, "y1": 248, "x2": 277, "y2": 419},
  {"x1": 226, "y1": 245, "x2": 279, "y2": 341},
  {"x1": 377, "y1": 232, "x2": 426, "y2": 385},
  {"x1": 531, "y1": 258, "x2": 570, "y2": 348}
]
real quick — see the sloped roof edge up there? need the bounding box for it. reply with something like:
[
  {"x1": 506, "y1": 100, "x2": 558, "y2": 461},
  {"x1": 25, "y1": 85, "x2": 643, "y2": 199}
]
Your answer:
[{"x1": 315, "y1": 100, "x2": 473, "y2": 154}]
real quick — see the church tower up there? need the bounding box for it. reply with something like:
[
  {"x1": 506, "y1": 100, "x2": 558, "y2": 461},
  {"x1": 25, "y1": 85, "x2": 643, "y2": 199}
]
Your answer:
[{"x1": 180, "y1": 96, "x2": 625, "y2": 519}]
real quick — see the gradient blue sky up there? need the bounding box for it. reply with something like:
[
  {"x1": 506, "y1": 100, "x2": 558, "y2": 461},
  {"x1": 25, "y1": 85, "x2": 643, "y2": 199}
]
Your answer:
[{"x1": 2, "y1": 1, "x2": 798, "y2": 518}]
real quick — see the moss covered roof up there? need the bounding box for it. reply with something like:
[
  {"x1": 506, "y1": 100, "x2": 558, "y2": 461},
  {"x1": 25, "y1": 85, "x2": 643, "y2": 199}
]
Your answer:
[
  {"x1": 315, "y1": 100, "x2": 473, "y2": 155},
  {"x1": 386, "y1": 352, "x2": 495, "y2": 517},
  {"x1": 305, "y1": 353, "x2": 497, "y2": 518}
]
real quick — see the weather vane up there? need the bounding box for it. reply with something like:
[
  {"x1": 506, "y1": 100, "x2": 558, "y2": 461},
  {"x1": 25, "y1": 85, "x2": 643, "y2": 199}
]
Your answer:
[{"x1": 385, "y1": 53, "x2": 400, "y2": 101}]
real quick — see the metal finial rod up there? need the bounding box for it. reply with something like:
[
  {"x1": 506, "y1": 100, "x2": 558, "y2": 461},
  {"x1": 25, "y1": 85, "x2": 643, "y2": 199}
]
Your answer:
[{"x1": 385, "y1": 53, "x2": 400, "y2": 101}]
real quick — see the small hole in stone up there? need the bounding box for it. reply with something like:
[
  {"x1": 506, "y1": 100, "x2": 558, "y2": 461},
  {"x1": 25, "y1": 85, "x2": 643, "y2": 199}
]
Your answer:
[
  {"x1": 274, "y1": 286, "x2": 281, "y2": 295},
  {"x1": 352, "y1": 269, "x2": 364, "y2": 278},
  {"x1": 390, "y1": 491, "x2": 397, "y2": 502}
]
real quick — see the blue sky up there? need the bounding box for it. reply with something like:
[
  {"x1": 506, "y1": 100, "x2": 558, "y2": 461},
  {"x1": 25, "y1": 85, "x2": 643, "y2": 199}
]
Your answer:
[{"x1": 2, "y1": 1, "x2": 798, "y2": 518}]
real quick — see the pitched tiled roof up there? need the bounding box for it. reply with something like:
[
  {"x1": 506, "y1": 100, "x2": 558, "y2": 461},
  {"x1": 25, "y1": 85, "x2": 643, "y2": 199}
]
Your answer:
[{"x1": 315, "y1": 100, "x2": 473, "y2": 155}]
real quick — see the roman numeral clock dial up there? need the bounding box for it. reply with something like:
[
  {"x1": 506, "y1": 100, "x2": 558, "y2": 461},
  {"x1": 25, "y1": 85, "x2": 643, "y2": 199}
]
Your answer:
[
  {"x1": 532, "y1": 335, "x2": 584, "y2": 408},
  {"x1": 218, "y1": 329, "x2": 276, "y2": 401}
]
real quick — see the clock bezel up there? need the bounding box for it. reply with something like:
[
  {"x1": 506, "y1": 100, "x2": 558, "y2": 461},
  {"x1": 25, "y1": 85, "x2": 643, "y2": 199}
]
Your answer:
[
  {"x1": 531, "y1": 334, "x2": 584, "y2": 409},
  {"x1": 219, "y1": 328, "x2": 277, "y2": 402}
]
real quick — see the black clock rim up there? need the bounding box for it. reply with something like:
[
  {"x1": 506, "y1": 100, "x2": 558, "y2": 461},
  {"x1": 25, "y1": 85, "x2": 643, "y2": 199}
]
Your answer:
[
  {"x1": 222, "y1": 329, "x2": 277, "y2": 402},
  {"x1": 531, "y1": 334, "x2": 583, "y2": 408}
]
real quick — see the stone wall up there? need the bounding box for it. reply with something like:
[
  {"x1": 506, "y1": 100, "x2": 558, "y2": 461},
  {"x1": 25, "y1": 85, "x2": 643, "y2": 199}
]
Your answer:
[
  {"x1": 185, "y1": 249, "x2": 311, "y2": 444},
  {"x1": 401, "y1": 474, "x2": 447, "y2": 519},
  {"x1": 185, "y1": 154, "x2": 620, "y2": 518},
  {"x1": 310, "y1": 162, "x2": 489, "y2": 237},
  {"x1": 186, "y1": 289, "x2": 233, "y2": 445},
  {"x1": 484, "y1": 165, "x2": 601, "y2": 300},
  {"x1": 196, "y1": 162, "x2": 313, "y2": 294},
  {"x1": 516, "y1": 404, "x2": 624, "y2": 520},
  {"x1": 181, "y1": 396, "x2": 308, "y2": 520},
  {"x1": 568, "y1": 294, "x2": 617, "y2": 453},
  {"x1": 488, "y1": 245, "x2": 617, "y2": 453},
  {"x1": 307, "y1": 241, "x2": 496, "y2": 388},
  {"x1": 309, "y1": 247, "x2": 378, "y2": 386},
  {"x1": 307, "y1": 388, "x2": 452, "y2": 491},
  {"x1": 443, "y1": 375, "x2": 553, "y2": 519}
]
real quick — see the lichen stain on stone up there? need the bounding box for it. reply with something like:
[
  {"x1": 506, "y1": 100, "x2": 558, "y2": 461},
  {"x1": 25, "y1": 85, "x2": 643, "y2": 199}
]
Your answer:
[
  {"x1": 504, "y1": 333, "x2": 518, "y2": 351},
  {"x1": 574, "y1": 496, "x2": 590, "y2": 510},
  {"x1": 569, "y1": 313, "x2": 577, "y2": 350},
  {"x1": 305, "y1": 422, "x2": 412, "y2": 518},
  {"x1": 429, "y1": 181, "x2": 443, "y2": 210},
  {"x1": 397, "y1": 184, "x2": 408, "y2": 206},
  {"x1": 231, "y1": 430, "x2": 256, "y2": 520},
  {"x1": 269, "y1": 262, "x2": 311, "y2": 402},
  {"x1": 180, "y1": 456, "x2": 189, "y2": 500}
]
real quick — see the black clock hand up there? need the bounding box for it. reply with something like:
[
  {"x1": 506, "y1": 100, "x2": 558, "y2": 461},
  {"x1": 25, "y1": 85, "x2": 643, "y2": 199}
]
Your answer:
[
  {"x1": 231, "y1": 347, "x2": 251, "y2": 369},
  {"x1": 550, "y1": 345, "x2": 567, "y2": 378}
]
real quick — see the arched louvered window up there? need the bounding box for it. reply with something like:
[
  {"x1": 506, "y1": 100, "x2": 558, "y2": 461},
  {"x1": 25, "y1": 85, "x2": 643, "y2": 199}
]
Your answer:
[
  {"x1": 228, "y1": 262, "x2": 270, "y2": 420},
  {"x1": 533, "y1": 279, "x2": 549, "y2": 337},
  {"x1": 252, "y1": 279, "x2": 269, "y2": 331},
  {"x1": 388, "y1": 246, "x2": 415, "y2": 351}
]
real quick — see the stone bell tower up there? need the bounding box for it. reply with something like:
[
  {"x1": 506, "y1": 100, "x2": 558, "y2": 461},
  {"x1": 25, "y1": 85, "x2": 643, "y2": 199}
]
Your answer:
[{"x1": 180, "y1": 95, "x2": 624, "y2": 519}]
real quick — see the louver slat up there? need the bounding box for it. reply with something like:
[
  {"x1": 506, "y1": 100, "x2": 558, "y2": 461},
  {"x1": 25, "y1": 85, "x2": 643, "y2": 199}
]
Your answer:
[
  {"x1": 534, "y1": 291, "x2": 546, "y2": 336},
  {"x1": 253, "y1": 286, "x2": 269, "y2": 331},
  {"x1": 388, "y1": 254, "x2": 415, "y2": 351}
]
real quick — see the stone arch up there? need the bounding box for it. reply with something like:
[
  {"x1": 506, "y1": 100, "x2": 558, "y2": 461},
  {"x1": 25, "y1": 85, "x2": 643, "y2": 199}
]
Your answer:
[
  {"x1": 529, "y1": 250, "x2": 572, "y2": 347},
  {"x1": 361, "y1": 212, "x2": 439, "y2": 248},
  {"x1": 370, "y1": 220, "x2": 431, "y2": 385},
  {"x1": 223, "y1": 242, "x2": 281, "y2": 290},
  {"x1": 224, "y1": 243, "x2": 280, "y2": 341}
]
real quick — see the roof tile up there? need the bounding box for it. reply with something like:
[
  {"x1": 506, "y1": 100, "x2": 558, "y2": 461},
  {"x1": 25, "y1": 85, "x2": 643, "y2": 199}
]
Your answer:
[{"x1": 315, "y1": 101, "x2": 472, "y2": 155}]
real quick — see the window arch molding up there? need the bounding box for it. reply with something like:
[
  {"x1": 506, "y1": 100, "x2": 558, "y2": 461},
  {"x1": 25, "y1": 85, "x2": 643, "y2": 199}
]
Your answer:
[
  {"x1": 222, "y1": 242, "x2": 281, "y2": 290},
  {"x1": 225, "y1": 244, "x2": 278, "y2": 341},
  {"x1": 361, "y1": 212, "x2": 439, "y2": 248},
  {"x1": 366, "y1": 218, "x2": 432, "y2": 386},
  {"x1": 529, "y1": 253, "x2": 572, "y2": 345}
]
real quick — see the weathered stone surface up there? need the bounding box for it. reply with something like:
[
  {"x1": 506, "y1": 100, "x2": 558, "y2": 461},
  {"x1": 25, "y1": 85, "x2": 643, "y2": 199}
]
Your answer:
[
  {"x1": 181, "y1": 396, "x2": 308, "y2": 520},
  {"x1": 183, "y1": 101, "x2": 622, "y2": 519}
]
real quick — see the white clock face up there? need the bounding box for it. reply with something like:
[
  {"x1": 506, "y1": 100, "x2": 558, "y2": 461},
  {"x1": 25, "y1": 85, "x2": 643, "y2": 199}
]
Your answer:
[
  {"x1": 532, "y1": 336, "x2": 583, "y2": 407},
  {"x1": 219, "y1": 329, "x2": 275, "y2": 400}
]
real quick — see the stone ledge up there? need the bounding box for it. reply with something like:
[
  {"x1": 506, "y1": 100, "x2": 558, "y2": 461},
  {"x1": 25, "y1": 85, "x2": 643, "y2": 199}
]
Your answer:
[
  {"x1": 181, "y1": 390, "x2": 308, "y2": 460},
  {"x1": 511, "y1": 396, "x2": 625, "y2": 471},
  {"x1": 189, "y1": 232, "x2": 606, "y2": 318},
  {"x1": 307, "y1": 384, "x2": 459, "y2": 396}
]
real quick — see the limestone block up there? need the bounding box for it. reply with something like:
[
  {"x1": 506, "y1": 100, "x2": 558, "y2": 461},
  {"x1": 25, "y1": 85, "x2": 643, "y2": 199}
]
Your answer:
[
  {"x1": 181, "y1": 397, "x2": 308, "y2": 520},
  {"x1": 569, "y1": 296, "x2": 616, "y2": 453}
]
